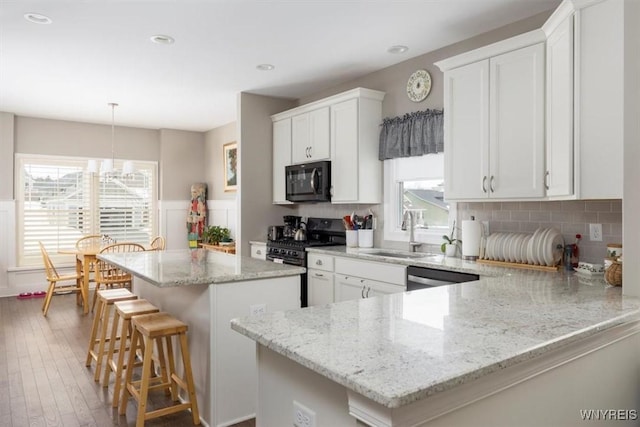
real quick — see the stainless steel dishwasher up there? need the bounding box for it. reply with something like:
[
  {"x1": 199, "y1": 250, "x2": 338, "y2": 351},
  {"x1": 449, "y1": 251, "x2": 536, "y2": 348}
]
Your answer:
[{"x1": 406, "y1": 265, "x2": 479, "y2": 290}]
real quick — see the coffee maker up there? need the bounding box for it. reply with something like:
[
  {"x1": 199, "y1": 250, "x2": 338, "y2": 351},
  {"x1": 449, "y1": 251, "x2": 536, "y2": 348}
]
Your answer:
[{"x1": 283, "y1": 215, "x2": 302, "y2": 239}]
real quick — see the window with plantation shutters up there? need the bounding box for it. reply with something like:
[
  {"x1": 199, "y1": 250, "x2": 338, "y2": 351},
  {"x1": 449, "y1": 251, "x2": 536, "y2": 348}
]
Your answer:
[{"x1": 16, "y1": 154, "x2": 157, "y2": 267}]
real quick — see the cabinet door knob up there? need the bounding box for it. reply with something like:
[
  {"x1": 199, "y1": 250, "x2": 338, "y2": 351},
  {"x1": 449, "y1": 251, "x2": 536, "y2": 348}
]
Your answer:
[
  {"x1": 545, "y1": 171, "x2": 550, "y2": 190},
  {"x1": 315, "y1": 273, "x2": 323, "y2": 277},
  {"x1": 365, "y1": 286, "x2": 371, "y2": 298},
  {"x1": 361, "y1": 285, "x2": 365, "y2": 299},
  {"x1": 482, "y1": 176, "x2": 488, "y2": 193},
  {"x1": 256, "y1": 249, "x2": 262, "y2": 255},
  {"x1": 315, "y1": 259, "x2": 323, "y2": 265},
  {"x1": 490, "y1": 176, "x2": 495, "y2": 193}
]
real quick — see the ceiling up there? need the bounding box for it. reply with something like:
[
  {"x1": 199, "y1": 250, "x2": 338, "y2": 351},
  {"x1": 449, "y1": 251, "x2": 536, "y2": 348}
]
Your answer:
[{"x1": 0, "y1": 0, "x2": 560, "y2": 132}]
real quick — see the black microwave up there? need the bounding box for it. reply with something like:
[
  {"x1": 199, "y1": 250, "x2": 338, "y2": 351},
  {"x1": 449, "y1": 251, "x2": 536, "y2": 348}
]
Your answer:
[{"x1": 285, "y1": 160, "x2": 331, "y2": 203}]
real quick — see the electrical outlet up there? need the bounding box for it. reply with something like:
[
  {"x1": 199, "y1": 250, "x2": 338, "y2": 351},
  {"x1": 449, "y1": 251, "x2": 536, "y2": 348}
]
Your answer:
[
  {"x1": 249, "y1": 304, "x2": 266, "y2": 316},
  {"x1": 589, "y1": 223, "x2": 602, "y2": 242},
  {"x1": 293, "y1": 400, "x2": 316, "y2": 427}
]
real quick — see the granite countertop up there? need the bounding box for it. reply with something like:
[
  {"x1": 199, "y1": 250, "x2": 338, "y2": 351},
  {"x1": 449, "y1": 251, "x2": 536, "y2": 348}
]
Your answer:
[
  {"x1": 98, "y1": 249, "x2": 305, "y2": 287},
  {"x1": 307, "y1": 246, "x2": 513, "y2": 277},
  {"x1": 231, "y1": 255, "x2": 640, "y2": 409}
]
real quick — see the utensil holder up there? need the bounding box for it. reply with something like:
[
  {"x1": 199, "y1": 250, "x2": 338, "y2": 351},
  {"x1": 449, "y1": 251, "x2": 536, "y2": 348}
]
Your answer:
[
  {"x1": 358, "y1": 230, "x2": 373, "y2": 248},
  {"x1": 346, "y1": 230, "x2": 358, "y2": 248}
]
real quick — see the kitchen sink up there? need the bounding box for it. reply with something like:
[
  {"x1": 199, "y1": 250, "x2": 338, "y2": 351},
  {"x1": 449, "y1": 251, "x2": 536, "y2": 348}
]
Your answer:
[{"x1": 359, "y1": 249, "x2": 441, "y2": 259}]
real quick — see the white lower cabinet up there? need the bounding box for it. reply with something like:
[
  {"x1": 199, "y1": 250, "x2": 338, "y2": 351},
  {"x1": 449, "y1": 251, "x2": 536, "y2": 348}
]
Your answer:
[
  {"x1": 334, "y1": 274, "x2": 404, "y2": 302},
  {"x1": 333, "y1": 256, "x2": 405, "y2": 302},
  {"x1": 307, "y1": 252, "x2": 335, "y2": 307},
  {"x1": 308, "y1": 270, "x2": 334, "y2": 306}
]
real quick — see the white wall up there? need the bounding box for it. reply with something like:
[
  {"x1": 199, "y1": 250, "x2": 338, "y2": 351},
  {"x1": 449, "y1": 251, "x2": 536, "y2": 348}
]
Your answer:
[{"x1": 0, "y1": 113, "x2": 15, "y2": 199}]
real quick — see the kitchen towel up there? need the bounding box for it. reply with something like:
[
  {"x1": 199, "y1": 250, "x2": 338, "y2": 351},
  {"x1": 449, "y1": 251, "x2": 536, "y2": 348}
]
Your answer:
[{"x1": 461, "y1": 219, "x2": 482, "y2": 259}]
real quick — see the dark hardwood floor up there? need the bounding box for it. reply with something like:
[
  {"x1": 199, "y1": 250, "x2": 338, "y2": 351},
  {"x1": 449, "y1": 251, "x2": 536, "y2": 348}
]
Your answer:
[{"x1": 0, "y1": 294, "x2": 255, "y2": 427}]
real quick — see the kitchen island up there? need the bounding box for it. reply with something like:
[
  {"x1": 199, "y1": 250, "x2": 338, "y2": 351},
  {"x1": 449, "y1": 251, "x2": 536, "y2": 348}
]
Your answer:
[
  {"x1": 98, "y1": 248, "x2": 304, "y2": 427},
  {"x1": 231, "y1": 260, "x2": 640, "y2": 426}
]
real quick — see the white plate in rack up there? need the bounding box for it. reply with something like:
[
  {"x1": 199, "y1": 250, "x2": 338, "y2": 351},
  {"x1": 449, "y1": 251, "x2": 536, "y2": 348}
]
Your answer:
[
  {"x1": 522, "y1": 234, "x2": 532, "y2": 264},
  {"x1": 487, "y1": 233, "x2": 498, "y2": 260},
  {"x1": 528, "y1": 228, "x2": 541, "y2": 265},
  {"x1": 546, "y1": 228, "x2": 564, "y2": 266},
  {"x1": 536, "y1": 228, "x2": 550, "y2": 266},
  {"x1": 513, "y1": 233, "x2": 525, "y2": 263},
  {"x1": 485, "y1": 234, "x2": 494, "y2": 260},
  {"x1": 507, "y1": 234, "x2": 518, "y2": 262}
]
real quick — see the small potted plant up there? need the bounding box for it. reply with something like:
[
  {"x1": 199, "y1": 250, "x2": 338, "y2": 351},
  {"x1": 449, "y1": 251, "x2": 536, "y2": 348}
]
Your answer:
[
  {"x1": 441, "y1": 221, "x2": 460, "y2": 257},
  {"x1": 202, "y1": 225, "x2": 231, "y2": 245}
]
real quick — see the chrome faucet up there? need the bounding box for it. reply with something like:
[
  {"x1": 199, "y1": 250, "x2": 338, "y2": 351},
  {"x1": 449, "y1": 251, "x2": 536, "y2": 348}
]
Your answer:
[{"x1": 401, "y1": 210, "x2": 423, "y2": 252}]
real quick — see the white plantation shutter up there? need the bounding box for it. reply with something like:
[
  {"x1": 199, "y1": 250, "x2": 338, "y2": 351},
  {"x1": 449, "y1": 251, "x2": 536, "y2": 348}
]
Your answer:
[{"x1": 16, "y1": 154, "x2": 157, "y2": 267}]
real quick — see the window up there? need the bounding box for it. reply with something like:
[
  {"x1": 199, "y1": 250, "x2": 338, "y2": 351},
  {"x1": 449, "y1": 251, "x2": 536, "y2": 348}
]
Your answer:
[
  {"x1": 384, "y1": 153, "x2": 453, "y2": 245},
  {"x1": 16, "y1": 154, "x2": 158, "y2": 266}
]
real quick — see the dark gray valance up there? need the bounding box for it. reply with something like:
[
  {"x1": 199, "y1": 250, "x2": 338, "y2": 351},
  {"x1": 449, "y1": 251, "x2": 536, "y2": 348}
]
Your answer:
[{"x1": 378, "y1": 109, "x2": 444, "y2": 160}]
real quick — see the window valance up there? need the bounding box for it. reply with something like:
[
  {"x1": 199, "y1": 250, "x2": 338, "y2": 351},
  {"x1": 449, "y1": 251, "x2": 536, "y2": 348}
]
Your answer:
[{"x1": 378, "y1": 109, "x2": 444, "y2": 160}]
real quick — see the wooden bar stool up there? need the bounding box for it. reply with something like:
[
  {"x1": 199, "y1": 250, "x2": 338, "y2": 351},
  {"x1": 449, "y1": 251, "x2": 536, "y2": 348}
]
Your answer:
[
  {"x1": 120, "y1": 312, "x2": 200, "y2": 427},
  {"x1": 103, "y1": 299, "x2": 160, "y2": 407},
  {"x1": 86, "y1": 288, "x2": 137, "y2": 382}
]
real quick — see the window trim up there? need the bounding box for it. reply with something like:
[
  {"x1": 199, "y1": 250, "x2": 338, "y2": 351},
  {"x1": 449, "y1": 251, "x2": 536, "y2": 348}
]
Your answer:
[
  {"x1": 15, "y1": 153, "x2": 158, "y2": 267},
  {"x1": 383, "y1": 154, "x2": 455, "y2": 246}
]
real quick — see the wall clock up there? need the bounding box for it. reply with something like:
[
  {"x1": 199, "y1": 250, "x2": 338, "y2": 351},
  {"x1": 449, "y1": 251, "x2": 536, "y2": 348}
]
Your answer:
[{"x1": 406, "y1": 69, "x2": 432, "y2": 102}]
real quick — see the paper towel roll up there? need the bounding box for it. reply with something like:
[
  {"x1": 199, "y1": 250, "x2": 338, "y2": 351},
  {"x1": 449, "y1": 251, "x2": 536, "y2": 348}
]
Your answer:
[{"x1": 461, "y1": 220, "x2": 482, "y2": 259}]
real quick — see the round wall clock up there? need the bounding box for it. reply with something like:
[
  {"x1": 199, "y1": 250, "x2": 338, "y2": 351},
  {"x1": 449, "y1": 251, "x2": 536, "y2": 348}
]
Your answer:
[{"x1": 406, "y1": 69, "x2": 432, "y2": 102}]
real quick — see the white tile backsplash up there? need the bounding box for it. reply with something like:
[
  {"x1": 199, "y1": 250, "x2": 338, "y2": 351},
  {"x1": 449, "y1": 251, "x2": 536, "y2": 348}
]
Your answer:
[{"x1": 458, "y1": 200, "x2": 622, "y2": 264}]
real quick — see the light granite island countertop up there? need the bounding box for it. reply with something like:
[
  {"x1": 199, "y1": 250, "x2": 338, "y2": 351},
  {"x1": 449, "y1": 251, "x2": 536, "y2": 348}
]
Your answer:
[
  {"x1": 97, "y1": 248, "x2": 305, "y2": 287},
  {"x1": 98, "y1": 249, "x2": 304, "y2": 427},
  {"x1": 231, "y1": 265, "x2": 640, "y2": 426}
]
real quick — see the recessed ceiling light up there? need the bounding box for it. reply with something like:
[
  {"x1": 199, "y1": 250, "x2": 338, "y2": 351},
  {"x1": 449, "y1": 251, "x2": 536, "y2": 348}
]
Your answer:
[
  {"x1": 387, "y1": 45, "x2": 409, "y2": 54},
  {"x1": 256, "y1": 64, "x2": 275, "y2": 71},
  {"x1": 24, "y1": 13, "x2": 52, "y2": 24},
  {"x1": 150, "y1": 34, "x2": 175, "y2": 45}
]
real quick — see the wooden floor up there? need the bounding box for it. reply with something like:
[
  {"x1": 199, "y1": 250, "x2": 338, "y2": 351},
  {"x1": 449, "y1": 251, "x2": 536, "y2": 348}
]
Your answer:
[{"x1": 0, "y1": 293, "x2": 255, "y2": 427}]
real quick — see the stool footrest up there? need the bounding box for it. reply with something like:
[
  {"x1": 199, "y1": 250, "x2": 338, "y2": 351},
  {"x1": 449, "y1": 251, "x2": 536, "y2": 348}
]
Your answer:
[{"x1": 144, "y1": 403, "x2": 192, "y2": 421}]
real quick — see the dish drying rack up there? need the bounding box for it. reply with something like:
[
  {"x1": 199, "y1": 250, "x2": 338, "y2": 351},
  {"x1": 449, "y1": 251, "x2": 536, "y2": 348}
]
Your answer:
[{"x1": 475, "y1": 228, "x2": 565, "y2": 272}]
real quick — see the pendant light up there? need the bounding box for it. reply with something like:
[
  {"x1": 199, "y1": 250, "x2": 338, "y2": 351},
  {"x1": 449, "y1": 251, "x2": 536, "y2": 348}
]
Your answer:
[
  {"x1": 101, "y1": 102, "x2": 118, "y2": 174},
  {"x1": 86, "y1": 102, "x2": 135, "y2": 176}
]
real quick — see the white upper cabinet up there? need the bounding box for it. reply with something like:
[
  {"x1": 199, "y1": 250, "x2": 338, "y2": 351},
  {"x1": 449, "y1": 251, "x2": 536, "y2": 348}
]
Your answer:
[
  {"x1": 489, "y1": 43, "x2": 545, "y2": 199},
  {"x1": 291, "y1": 107, "x2": 330, "y2": 164},
  {"x1": 272, "y1": 117, "x2": 292, "y2": 204},
  {"x1": 437, "y1": 32, "x2": 546, "y2": 201},
  {"x1": 442, "y1": 60, "x2": 489, "y2": 200},
  {"x1": 542, "y1": 0, "x2": 623, "y2": 199},
  {"x1": 575, "y1": 0, "x2": 623, "y2": 199},
  {"x1": 271, "y1": 88, "x2": 385, "y2": 205},
  {"x1": 544, "y1": 10, "x2": 574, "y2": 198}
]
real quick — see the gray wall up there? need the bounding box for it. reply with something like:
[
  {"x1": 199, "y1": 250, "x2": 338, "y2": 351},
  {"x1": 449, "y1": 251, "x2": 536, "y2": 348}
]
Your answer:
[
  {"x1": 205, "y1": 121, "x2": 237, "y2": 200},
  {"x1": 298, "y1": 11, "x2": 552, "y2": 115},
  {"x1": 0, "y1": 112, "x2": 14, "y2": 199},
  {"x1": 7, "y1": 114, "x2": 208, "y2": 205},
  {"x1": 623, "y1": 0, "x2": 640, "y2": 295},
  {"x1": 15, "y1": 116, "x2": 159, "y2": 160},
  {"x1": 238, "y1": 92, "x2": 296, "y2": 255},
  {"x1": 159, "y1": 129, "x2": 206, "y2": 200}
]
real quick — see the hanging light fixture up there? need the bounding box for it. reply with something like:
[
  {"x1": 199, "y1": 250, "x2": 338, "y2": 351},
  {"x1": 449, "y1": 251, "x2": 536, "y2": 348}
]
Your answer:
[
  {"x1": 86, "y1": 102, "x2": 135, "y2": 176},
  {"x1": 101, "y1": 102, "x2": 118, "y2": 173}
]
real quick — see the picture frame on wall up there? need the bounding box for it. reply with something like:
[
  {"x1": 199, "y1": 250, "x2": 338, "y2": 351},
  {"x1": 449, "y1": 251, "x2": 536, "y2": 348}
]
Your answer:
[{"x1": 223, "y1": 141, "x2": 237, "y2": 192}]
